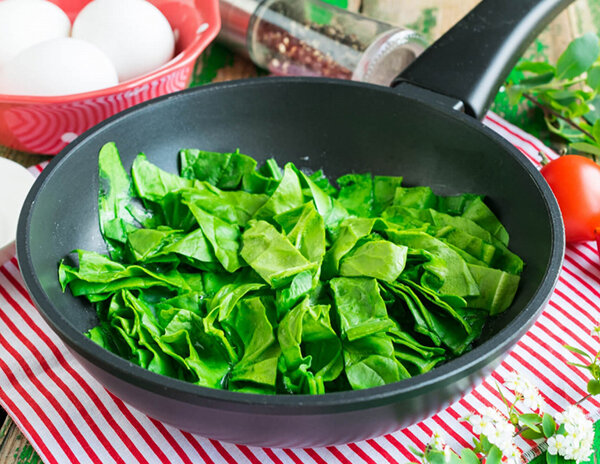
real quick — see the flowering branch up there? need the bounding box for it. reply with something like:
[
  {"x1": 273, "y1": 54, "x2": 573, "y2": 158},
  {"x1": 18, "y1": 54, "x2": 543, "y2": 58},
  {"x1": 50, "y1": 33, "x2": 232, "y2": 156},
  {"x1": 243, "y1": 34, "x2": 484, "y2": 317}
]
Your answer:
[{"x1": 412, "y1": 325, "x2": 600, "y2": 464}]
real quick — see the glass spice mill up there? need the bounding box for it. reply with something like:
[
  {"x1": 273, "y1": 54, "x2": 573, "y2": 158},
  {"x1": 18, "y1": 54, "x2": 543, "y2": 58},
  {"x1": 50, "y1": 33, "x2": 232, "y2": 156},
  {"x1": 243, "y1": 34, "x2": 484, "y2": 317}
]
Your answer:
[{"x1": 219, "y1": 0, "x2": 428, "y2": 86}]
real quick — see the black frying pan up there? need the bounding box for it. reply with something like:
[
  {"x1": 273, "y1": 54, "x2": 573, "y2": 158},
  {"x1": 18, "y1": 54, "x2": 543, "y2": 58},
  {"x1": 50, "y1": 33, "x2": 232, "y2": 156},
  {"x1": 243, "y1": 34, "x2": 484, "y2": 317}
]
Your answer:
[{"x1": 17, "y1": 0, "x2": 568, "y2": 448}]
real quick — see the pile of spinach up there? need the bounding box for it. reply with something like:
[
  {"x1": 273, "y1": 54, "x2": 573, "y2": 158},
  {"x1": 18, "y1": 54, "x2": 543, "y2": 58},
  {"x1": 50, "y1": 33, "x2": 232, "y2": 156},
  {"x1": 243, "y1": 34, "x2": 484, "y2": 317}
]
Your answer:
[{"x1": 59, "y1": 142, "x2": 524, "y2": 395}]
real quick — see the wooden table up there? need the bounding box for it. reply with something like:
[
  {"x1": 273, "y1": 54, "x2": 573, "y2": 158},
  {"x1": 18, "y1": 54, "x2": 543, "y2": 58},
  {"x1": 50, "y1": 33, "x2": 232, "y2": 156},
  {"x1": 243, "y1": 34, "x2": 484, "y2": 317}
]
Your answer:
[{"x1": 0, "y1": 1, "x2": 595, "y2": 461}]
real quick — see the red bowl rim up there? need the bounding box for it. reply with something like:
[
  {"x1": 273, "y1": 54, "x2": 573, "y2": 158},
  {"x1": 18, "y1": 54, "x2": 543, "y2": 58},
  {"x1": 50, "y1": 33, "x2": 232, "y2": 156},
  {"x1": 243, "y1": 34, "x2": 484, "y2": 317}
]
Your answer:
[{"x1": 0, "y1": 1, "x2": 221, "y2": 105}]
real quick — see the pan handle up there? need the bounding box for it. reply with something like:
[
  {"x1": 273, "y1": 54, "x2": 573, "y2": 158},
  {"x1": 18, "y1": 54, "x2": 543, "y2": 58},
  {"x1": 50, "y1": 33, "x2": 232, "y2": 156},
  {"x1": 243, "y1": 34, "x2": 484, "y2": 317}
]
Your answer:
[{"x1": 393, "y1": 0, "x2": 574, "y2": 120}]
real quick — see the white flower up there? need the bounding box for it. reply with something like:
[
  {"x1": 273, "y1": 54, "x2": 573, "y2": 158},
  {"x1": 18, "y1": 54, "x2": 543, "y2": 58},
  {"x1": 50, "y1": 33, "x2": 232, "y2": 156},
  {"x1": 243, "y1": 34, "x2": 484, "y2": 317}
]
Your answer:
[
  {"x1": 468, "y1": 406, "x2": 515, "y2": 455},
  {"x1": 487, "y1": 419, "x2": 515, "y2": 455},
  {"x1": 503, "y1": 372, "x2": 541, "y2": 410},
  {"x1": 572, "y1": 440, "x2": 594, "y2": 464},
  {"x1": 564, "y1": 405, "x2": 587, "y2": 424},
  {"x1": 503, "y1": 371, "x2": 526, "y2": 393},
  {"x1": 520, "y1": 385, "x2": 543, "y2": 411},
  {"x1": 443, "y1": 445, "x2": 452, "y2": 464},
  {"x1": 579, "y1": 423, "x2": 595, "y2": 442},
  {"x1": 590, "y1": 325, "x2": 600, "y2": 338},
  {"x1": 547, "y1": 434, "x2": 567, "y2": 455},
  {"x1": 468, "y1": 414, "x2": 495, "y2": 437},
  {"x1": 556, "y1": 406, "x2": 588, "y2": 434},
  {"x1": 563, "y1": 431, "x2": 594, "y2": 463},
  {"x1": 428, "y1": 428, "x2": 446, "y2": 451},
  {"x1": 480, "y1": 406, "x2": 506, "y2": 423},
  {"x1": 505, "y1": 445, "x2": 522, "y2": 464},
  {"x1": 564, "y1": 421, "x2": 578, "y2": 435},
  {"x1": 549, "y1": 406, "x2": 594, "y2": 463},
  {"x1": 561, "y1": 438, "x2": 577, "y2": 461}
]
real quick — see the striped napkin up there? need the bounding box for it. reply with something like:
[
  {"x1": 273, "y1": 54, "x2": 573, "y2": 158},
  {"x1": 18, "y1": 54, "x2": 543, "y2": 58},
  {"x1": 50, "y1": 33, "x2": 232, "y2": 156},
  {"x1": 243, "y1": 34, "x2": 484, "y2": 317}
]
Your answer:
[{"x1": 1, "y1": 113, "x2": 599, "y2": 464}]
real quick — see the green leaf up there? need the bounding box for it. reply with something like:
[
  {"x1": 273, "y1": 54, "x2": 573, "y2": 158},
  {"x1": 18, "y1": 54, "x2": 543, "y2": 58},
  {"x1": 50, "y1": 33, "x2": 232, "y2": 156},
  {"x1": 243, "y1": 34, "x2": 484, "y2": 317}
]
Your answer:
[
  {"x1": 545, "y1": 117, "x2": 588, "y2": 143},
  {"x1": 449, "y1": 452, "x2": 462, "y2": 464},
  {"x1": 373, "y1": 175, "x2": 404, "y2": 215},
  {"x1": 584, "y1": 95, "x2": 600, "y2": 124},
  {"x1": 425, "y1": 451, "x2": 447, "y2": 464},
  {"x1": 566, "y1": 361, "x2": 593, "y2": 370},
  {"x1": 339, "y1": 240, "x2": 408, "y2": 283},
  {"x1": 386, "y1": 230, "x2": 480, "y2": 298},
  {"x1": 343, "y1": 333, "x2": 406, "y2": 389},
  {"x1": 547, "y1": 89, "x2": 579, "y2": 107},
  {"x1": 563, "y1": 344, "x2": 593, "y2": 359},
  {"x1": 227, "y1": 297, "x2": 280, "y2": 391},
  {"x1": 542, "y1": 413, "x2": 557, "y2": 438},
  {"x1": 294, "y1": 167, "x2": 350, "y2": 234},
  {"x1": 506, "y1": 85, "x2": 524, "y2": 107},
  {"x1": 516, "y1": 61, "x2": 556, "y2": 74},
  {"x1": 187, "y1": 205, "x2": 243, "y2": 273},
  {"x1": 330, "y1": 277, "x2": 394, "y2": 341},
  {"x1": 460, "y1": 197, "x2": 509, "y2": 245},
  {"x1": 322, "y1": 218, "x2": 375, "y2": 278},
  {"x1": 207, "y1": 282, "x2": 265, "y2": 321},
  {"x1": 587, "y1": 379, "x2": 600, "y2": 395},
  {"x1": 409, "y1": 446, "x2": 424, "y2": 458},
  {"x1": 426, "y1": 450, "x2": 462, "y2": 464},
  {"x1": 518, "y1": 413, "x2": 542, "y2": 432},
  {"x1": 337, "y1": 173, "x2": 373, "y2": 217},
  {"x1": 480, "y1": 435, "x2": 491, "y2": 453},
  {"x1": 132, "y1": 153, "x2": 196, "y2": 202},
  {"x1": 556, "y1": 32, "x2": 600, "y2": 79},
  {"x1": 518, "y1": 72, "x2": 556, "y2": 87},
  {"x1": 277, "y1": 202, "x2": 326, "y2": 265},
  {"x1": 241, "y1": 220, "x2": 317, "y2": 288},
  {"x1": 179, "y1": 148, "x2": 258, "y2": 190},
  {"x1": 97, "y1": 142, "x2": 148, "y2": 261},
  {"x1": 587, "y1": 66, "x2": 600, "y2": 92},
  {"x1": 521, "y1": 428, "x2": 545, "y2": 440},
  {"x1": 466, "y1": 264, "x2": 520, "y2": 315},
  {"x1": 460, "y1": 448, "x2": 480, "y2": 464},
  {"x1": 570, "y1": 141, "x2": 600, "y2": 157},
  {"x1": 277, "y1": 299, "x2": 339, "y2": 394},
  {"x1": 182, "y1": 183, "x2": 268, "y2": 226},
  {"x1": 253, "y1": 164, "x2": 304, "y2": 220},
  {"x1": 547, "y1": 450, "x2": 558, "y2": 464},
  {"x1": 485, "y1": 445, "x2": 502, "y2": 464},
  {"x1": 495, "y1": 380, "x2": 510, "y2": 409},
  {"x1": 593, "y1": 120, "x2": 600, "y2": 144}
]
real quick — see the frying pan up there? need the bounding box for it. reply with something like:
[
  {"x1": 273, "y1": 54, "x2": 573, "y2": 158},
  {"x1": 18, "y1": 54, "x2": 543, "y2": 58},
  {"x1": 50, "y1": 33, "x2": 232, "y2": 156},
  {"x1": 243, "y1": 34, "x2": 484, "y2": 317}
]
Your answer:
[{"x1": 17, "y1": 0, "x2": 568, "y2": 448}]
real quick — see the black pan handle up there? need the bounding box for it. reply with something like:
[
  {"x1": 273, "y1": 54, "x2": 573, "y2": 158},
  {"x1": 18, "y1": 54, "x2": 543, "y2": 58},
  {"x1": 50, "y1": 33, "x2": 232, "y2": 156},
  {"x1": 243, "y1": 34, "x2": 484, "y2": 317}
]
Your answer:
[{"x1": 393, "y1": 0, "x2": 575, "y2": 119}]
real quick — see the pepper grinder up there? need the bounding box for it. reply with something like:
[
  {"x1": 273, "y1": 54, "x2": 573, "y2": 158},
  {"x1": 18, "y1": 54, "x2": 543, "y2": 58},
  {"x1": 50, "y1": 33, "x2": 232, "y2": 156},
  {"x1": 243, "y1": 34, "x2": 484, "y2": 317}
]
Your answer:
[{"x1": 218, "y1": 0, "x2": 428, "y2": 86}]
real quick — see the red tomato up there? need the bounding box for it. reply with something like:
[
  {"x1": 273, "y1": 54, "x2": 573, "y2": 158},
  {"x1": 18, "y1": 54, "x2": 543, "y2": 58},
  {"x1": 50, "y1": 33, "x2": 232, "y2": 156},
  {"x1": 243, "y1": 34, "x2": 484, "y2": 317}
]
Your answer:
[{"x1": 540, "y1": 155, "x2": 600, "y2": 242}]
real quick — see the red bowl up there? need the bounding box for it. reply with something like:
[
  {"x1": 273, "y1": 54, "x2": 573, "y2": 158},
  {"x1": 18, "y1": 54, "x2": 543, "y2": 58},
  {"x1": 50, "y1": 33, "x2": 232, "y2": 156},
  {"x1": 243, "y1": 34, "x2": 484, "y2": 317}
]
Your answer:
[{"x1": 0, "y1": 0, "x2": 220, "y2": 154}]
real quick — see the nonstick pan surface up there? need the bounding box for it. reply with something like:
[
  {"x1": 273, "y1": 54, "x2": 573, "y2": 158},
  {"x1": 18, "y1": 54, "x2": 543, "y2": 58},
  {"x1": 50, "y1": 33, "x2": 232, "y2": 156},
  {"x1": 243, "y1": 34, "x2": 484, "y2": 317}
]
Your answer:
[{"x1": 17, "y1": 0, "x2": 567, "y2": 447}]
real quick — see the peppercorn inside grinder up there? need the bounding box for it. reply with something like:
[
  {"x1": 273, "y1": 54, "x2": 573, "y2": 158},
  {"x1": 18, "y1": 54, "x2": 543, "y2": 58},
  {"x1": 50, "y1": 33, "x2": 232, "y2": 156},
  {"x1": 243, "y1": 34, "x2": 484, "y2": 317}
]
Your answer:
[{"x1": 218, "y1": 0, "x2": 428, "y2": 86}]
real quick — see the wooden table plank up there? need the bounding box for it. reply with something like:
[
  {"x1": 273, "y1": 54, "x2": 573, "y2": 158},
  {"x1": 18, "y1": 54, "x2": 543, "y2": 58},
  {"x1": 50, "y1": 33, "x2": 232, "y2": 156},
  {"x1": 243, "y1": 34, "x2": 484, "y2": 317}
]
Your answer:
[
  {"x1": 361, "y1": 0, "x2": 479, "y2": 40},
  {"x1": 0, "y1": 146, "x2": 50, "y2": 168},
  {"x1": 0, "y1": 420, "x2": 40, "y2": 464},
  {"x1": 362, "y1": 0, "x2": 594, "y2": 63}
]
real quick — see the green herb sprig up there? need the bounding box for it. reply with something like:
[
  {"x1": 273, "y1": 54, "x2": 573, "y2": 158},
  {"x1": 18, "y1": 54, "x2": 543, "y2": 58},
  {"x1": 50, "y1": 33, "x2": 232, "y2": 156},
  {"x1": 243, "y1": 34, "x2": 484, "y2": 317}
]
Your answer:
[{"x1": 506, "y1": 32, "x2": 600, "y2": 161}]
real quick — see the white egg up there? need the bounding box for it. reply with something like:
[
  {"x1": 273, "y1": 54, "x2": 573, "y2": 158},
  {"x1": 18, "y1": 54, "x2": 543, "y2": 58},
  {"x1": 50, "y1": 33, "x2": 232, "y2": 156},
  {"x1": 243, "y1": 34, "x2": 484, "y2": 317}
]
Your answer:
[
  {"x1": 72, "y1": 0, "x2": 175, "y2": 82},
  {"x1": 0, "y1": 0, "x2": 71, "y2": 68},
  {"x1": 0, "y1": 157, "x2": 35, "y2": 265},
  {"x1": 0, "y1": 37, "x2": 119, "y2": 96}
]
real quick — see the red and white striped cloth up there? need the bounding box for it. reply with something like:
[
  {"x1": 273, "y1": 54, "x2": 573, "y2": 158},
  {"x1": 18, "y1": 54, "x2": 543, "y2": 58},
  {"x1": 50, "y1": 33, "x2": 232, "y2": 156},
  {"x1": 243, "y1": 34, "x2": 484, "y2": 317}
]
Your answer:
[{"x1": 1, "y1": 113, "x2": 599, "y2": 464}]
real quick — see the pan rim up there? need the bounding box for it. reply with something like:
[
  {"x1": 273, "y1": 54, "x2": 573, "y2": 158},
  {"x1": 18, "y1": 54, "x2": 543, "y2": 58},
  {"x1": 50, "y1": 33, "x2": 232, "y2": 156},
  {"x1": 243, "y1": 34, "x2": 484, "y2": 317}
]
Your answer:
[{"x1": 16, "y1": 76, "x2": 565, "y2": 414}]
